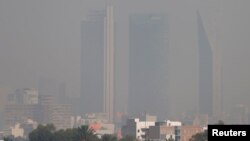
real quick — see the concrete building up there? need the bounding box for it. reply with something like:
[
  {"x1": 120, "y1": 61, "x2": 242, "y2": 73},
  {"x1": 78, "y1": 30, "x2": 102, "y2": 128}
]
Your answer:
[
  {"x1": 85, "y1": 113, "x2": 109, "y2": 124},
  {"x1": 21, "y1": 88, "x2": 38, "y2": 105},
  {"x1": 0, "y1": 87, "x2": 11, "y2": 129},
  {"x1": 128, "y1": 14, "x2": 169, "y2": 119},
  {"x1": 38, "y1": 95, "x2": 72, "y2": 129},
  {"x1": 71, "y1": 114, "x2": 115, "y2": 136},
  {"x1": 121, "y1": 118, "x2": 155, "y2": 140},
  {"x1": 140, "y1": 114, "x2": 157, "y2": 122},
  {"x1": 148, "y1": 123, "x2": 174, "y2": 140},
  {"x1": 175, "y1": 126, "x2": 203, "y2": 141},
  {"x1": 81, "y1": 6, "x2": 114, "y2": 123},
  {"x1": 36, "y1": 95, "x2": 55, "y2": 124},
  {"x1": 149, "y1": 126, "x2": 175, "y2": 141},
  {"x1": 4, "y1": 104, "x2": 37, "y2": 128},
  {"x1": 4, "y1": 88, "x2": 39, "y2": 128},
  {"x1": 7, "y1": 88, "x2": 38, "y2": 105},
  {"x1": 228, "y1": 104, "x2": 248, "y2": 124},
  {"x1": 4, "y1": 119, "x2": 38, "y2": 139},
  {"x1": 49, "y1": 104, "x2": 72, "y2": 129},
  {"x1": 4, "y1": 93, "x2": 72, "y2": 130},
  {"x1": 89, "y1": 123, "x2": 115, "y2": 136},
  {"x1": 148, "y1": 120, "x2": 181, "y2": 140}
]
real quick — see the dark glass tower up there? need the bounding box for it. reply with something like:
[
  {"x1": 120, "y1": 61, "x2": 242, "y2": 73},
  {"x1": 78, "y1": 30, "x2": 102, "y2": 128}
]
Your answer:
[
  {"x1": 81, "y1": 7, "x2": 114, "y2": 122},
  {"x1": 81, "y1": 11, "x2": 105, "y2": 114},
  {"x1": 128, "y1": 14, "x2": 168, "y2": 119}
]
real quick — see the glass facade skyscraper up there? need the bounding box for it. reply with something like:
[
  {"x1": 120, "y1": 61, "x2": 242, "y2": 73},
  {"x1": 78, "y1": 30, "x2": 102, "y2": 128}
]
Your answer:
[{"x1": 128, "y1": 14, "x2": 168, "y2": 119}]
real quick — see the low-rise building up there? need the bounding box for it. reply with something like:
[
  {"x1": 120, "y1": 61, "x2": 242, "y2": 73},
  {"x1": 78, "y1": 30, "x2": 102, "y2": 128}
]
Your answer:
[
  {"x1": 121, "y1": 118, "x2": 155, "y2": 140},
  {"x1": 89, "y1": 123, "x2": 115, "y2": 136},
  {"x1": 148, "y1": 120, "x2": 181, "y2": 140},
  {"x1": 149, "y1": 125, "x2": 175, "y2": 141},
  {"x1": 175, "y1": 126, "x2": 203, "y2": 141}
]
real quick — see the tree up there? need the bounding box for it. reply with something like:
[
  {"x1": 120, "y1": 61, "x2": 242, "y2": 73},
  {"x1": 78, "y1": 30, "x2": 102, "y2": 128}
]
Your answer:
[
  {"x1": 217, "y1": 120, "x2": 224, "y2": 125},
  {"x1": 72, "y1": 125, "x2": 99, "y2": 141},
  {"x1": 3, "y1": 136, "x2": 27, "y2": 141},
  {"x1": 101, "y1": 134, "x2": 118, "y2": 141},
  {"x1": 53, "y1": 129, "x2": 74, "y2": 141},
  {"x1": 189, "y1": 130, "x2": 207, "y2": 141},
  {"x1": 3, "y1": 137, "x2": 13, "y2": 141},
  {"x1": 119, "y1": 136, "x2": 136, "y2": 141},
  {"x1": 29, "y1": 124, "x2": 56, "y2": 141}
]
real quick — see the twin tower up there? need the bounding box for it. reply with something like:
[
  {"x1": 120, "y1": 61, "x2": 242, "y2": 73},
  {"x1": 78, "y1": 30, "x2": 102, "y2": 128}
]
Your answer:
[{"x1": 80, "y1": 5, "x2": 222, "y2": 122}]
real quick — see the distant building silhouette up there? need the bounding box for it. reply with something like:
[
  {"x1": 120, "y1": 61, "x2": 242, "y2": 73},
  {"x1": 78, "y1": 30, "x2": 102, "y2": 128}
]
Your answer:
[
  {"x1": 128, "y1": 14, "x2": 168, "y2": 119},
  {"x1": 197, "y1": 12, "x2": 213, "y2": 116},
  {"x1": 81, "y1": 6, "x2": 114, "y2": 122}
]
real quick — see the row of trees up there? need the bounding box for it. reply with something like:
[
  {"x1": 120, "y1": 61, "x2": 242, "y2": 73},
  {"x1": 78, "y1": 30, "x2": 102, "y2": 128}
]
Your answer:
[
  {"x1": 4, "y1": 124, "x2": 122, "y2": 141},
  {"x1": 28, "y1": 124, "x2": 118, "y2": 141},
  {"x1": 3, "y1": 124, "x2": 206, "y2": 141},
  {"x1": 4, "y1": 120, "x2": 225, "y2": 141}
]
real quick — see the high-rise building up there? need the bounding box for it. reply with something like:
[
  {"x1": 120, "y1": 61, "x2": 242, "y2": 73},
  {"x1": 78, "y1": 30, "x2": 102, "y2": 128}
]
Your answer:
[
  {"x1": 4, "y1": 104, "x2": 36, "y2": 128},
  {"x1": 128, "y1": 14, "x2": 168, "y2": 119},
  {"x1": 81, "y1": 6, "x2": 114, "y2": 122},
  {"x1": 197, "y1": 12, "x2": 213, "y2": 116},
  {"x1": 15, "y1": 88, "x2": 38, "y2": 105},
  {"x1": 229, "y1": 104, "x2": 248, "y2": 124}
]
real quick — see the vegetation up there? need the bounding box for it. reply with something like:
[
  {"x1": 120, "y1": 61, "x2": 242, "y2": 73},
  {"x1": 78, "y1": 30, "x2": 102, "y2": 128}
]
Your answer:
[
  {"x1": 27, "y1": 124, "x2": 119, "y2": 141},
  {"x1": 3, "y1": 136, "x2": 27, "y2": 141},
  {"x1": 217, "y1": 120, "x2": 224, "y2": 125},
  {"x1": 119, "y1": 136, "x2": 136, "y2": 141},
  {"x1": 1, "y1": 124, "x2": 135, "y2": 141},
  {"x1": 189, "y1": 130, "x2": 207, "y2": 141},
  {"x1": 101, "y1": 134, "x2": 118, "y2": 141}
]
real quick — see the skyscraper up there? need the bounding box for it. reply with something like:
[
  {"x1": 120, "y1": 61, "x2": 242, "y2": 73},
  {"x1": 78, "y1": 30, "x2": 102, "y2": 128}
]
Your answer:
[
  {"x1": 81, "y1": 6, "x2": 114, "y2": 122},
  {"x1": 197, "y1": 12, "x2": 213, "y2": 116},
  {"x1": 128, "y1": 14, "x2": 168, "y2": 119},
  {"x1": 197, "y1": 12, "x2": 222, "y2": 118}
]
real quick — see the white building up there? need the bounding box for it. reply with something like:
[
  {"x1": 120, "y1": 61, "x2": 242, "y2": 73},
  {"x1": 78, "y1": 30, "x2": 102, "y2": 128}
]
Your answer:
[
  {"x1": 121, "y1": 118, "x2": 155, "y2": 140},
  {"x1": 11, "y1": 124, "x2": 24, "y2": 138}
]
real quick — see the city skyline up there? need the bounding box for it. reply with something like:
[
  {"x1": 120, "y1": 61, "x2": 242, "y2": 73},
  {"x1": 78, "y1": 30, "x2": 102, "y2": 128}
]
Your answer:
[{"x1": 0, "y1": 0, "x2": 250, "y2": 128}]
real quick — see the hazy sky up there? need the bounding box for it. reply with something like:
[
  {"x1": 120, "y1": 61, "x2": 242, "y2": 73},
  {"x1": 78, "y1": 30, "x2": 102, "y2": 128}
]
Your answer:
[{"x1": 0, "y1": 0, "x2": 250, "y2": 118}]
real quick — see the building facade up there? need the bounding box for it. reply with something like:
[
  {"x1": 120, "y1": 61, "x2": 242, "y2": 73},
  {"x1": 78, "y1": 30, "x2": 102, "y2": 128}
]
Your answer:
[
  {"x1": 197, "y1": 12, "x2": 213, "y2": 116},
  {"x1": 128, "y1": 14, "x2": 168, "y2": 119},
  {"x1": 175, "y1": 126, "x2": 203, "y2": 141},
  {"x1": 121, "y1": 118, "x2": 155, "y2": 140},
  {"x1": 81, "y1": 6, "x2": 114, "y2": 122}
]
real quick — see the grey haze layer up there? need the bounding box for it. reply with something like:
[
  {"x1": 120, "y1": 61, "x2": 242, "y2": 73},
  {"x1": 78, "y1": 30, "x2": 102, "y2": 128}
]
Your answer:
[{"x1": 0, "y1": 1, "x2": 250, "y2": 126}]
